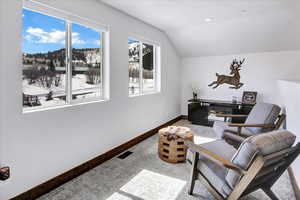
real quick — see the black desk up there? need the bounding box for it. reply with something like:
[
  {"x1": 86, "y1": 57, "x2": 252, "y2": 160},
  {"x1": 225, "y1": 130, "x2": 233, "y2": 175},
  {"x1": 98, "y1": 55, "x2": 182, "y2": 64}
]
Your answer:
[{"x1": 188, "y1": 99, "x2": 254, "y2": 126}]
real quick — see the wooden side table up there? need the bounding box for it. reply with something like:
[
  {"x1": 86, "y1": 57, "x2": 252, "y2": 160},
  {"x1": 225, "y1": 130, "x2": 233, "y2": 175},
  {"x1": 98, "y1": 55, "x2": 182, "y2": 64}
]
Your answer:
[{"x1": 158, "y1": 126, "x2": 194, "y2": 163}]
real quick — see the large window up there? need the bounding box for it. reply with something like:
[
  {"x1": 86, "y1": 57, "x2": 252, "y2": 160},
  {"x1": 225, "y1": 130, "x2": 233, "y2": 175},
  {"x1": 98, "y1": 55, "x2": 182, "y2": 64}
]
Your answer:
[
  {"x1": 128, "y1": 38, "x2": 160, "y2": 96},
  {"x1": 22, "y1": 6, "x2": 108, "y2": 112}
]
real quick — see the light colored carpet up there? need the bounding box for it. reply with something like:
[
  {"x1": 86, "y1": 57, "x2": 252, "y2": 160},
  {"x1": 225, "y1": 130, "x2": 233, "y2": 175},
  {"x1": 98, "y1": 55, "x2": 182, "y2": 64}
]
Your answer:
[{"x1": 38, "y1": 120, "x2": 296, "y2": 200}]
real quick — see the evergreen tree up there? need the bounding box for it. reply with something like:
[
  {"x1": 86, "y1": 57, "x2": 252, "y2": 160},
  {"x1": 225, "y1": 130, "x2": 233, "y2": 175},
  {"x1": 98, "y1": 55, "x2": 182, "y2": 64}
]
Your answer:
[
  {"x1": 72, "y1": 64, "x2": 76, "y2": 76},
  {"x1": 49, "y1": 59, "x2": 56, "y2": 73}
]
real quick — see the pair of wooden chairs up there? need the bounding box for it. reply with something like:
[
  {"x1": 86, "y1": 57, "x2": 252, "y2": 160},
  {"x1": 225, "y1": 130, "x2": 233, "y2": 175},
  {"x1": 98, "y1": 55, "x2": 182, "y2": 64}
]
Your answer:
[
  {"x1": 186, "y1": 103, "x2": 299, "y2": 200},
  {"x1": 214, "y1": 103, "x2": 286, "y2": 147}
]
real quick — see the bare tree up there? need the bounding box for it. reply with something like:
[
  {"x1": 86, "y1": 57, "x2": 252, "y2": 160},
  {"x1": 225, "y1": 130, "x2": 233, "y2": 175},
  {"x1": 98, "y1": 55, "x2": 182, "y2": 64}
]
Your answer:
[{"x1": 85, "y1": 68, "x2": 101, "y2": 85}]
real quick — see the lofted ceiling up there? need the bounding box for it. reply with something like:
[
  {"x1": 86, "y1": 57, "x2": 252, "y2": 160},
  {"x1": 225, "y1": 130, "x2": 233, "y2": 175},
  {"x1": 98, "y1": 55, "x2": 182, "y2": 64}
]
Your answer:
[{"x1": 100, "y1": 0, "x2": 300, "y2": 57}]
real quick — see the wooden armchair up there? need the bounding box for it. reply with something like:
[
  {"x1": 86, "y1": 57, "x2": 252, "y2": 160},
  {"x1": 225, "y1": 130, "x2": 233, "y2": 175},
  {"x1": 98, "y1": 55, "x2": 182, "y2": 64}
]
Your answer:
[
  {"x1": 186, "y1": 130, "x2": 299, "y2": 200},
  {"x1": 213, "y1": 103, "x2": 284, "y2": 146}
]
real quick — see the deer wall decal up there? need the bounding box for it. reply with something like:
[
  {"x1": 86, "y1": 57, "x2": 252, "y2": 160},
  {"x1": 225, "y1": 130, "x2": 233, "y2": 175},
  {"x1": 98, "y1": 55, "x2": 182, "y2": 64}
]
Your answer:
[{"x1": 208, "y1": 58, "x2": 245, "y2": 89}]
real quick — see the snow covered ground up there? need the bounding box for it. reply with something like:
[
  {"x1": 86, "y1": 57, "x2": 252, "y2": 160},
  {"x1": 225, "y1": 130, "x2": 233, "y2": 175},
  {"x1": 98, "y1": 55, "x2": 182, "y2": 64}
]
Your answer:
[
  {"x1": 23, "y1": 74, "x2": 101, "y2": 109},
  {"x1": 23, "y1": 74, "x2": 101, "y2": 95},
  {"x1": 23, "y1": 74, "x2": 155, "y2": 110},
  {"x1": 129, "y1": 78, "x2": 155, "y2": 96}
]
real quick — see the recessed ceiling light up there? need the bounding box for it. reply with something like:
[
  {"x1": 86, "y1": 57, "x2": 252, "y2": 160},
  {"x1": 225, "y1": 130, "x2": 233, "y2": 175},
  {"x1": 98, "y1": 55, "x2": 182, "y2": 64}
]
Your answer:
[{"x1": 204, "y1": 18, "x2": 213, "y2": 22}]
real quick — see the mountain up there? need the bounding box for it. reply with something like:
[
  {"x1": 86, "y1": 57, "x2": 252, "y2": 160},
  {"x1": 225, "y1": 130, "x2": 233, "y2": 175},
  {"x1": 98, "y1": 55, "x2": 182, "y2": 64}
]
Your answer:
[{"x1": 23, "y1": 48, "x2": 101, "y2": 68}]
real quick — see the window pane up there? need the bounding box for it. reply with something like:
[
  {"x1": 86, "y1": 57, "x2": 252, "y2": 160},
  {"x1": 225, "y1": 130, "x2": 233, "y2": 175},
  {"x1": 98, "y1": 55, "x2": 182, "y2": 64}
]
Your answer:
[
  {"x1": 71, "y1": 23, "x2": 102, "y2": 100},
  {"x1": 22, "y1": 9, "x2": 66, "y2": 109},
  {"x1": 142, "y1": 43, "x2": 155, "y2": 93},
  {"x1": 128, "y1": 39, "x2": 140, "y2": 95}
]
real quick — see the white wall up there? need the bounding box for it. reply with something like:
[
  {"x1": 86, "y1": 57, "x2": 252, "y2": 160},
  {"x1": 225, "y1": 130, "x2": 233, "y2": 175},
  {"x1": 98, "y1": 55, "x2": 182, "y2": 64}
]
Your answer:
[
  {"x1": 278, "y1": 80, "x2": 300, "y2": 184},
  {"x1": 0, "y1": 0, "x2": 181, "y2": 199},
  {"x1": 181, "y1": 51, "x2": 300, "y2": 115}
]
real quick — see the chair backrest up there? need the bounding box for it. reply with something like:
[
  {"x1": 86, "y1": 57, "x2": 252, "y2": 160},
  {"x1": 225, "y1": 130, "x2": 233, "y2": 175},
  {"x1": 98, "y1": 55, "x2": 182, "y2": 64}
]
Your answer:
[
  {"x1": 245, "y1": 103, "x2": 281, "y2": 134},
  {"x1": 225, "y1": 130, "x2": 297, "y2": 190},
  {"x1": 229, "y1": 142, "x2": 300, "y2": 199},
  {"x1": 249, "y1": 143, "x2": 300, "y2": 188}
]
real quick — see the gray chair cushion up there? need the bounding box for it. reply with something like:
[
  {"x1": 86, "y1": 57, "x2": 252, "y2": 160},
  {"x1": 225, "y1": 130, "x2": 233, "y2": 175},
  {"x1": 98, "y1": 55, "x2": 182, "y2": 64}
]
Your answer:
[
  {"x1": 225, "y1": 130, "x2": 296, "y2": 189},
  {"x1": 187, "y1": 139, "x2": 236, "y2": 163},
  {"x1": 187, "y1": 140, "x2": 236, "y2": 197},
  {"x1": 245, "y1": 103, "x2": 281, "y2": 134},
  {"x1": 213, "y1": 121, "x2": 253, "y2": 139},
  {"x1": 198, "y1": 155, "x2": 229, "y2": 197}
]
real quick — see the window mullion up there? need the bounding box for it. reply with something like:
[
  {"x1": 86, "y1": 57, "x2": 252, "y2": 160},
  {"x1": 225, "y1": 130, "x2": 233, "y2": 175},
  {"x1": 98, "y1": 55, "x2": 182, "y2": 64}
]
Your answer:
[
  {"x1": 66, "y1": 22, "x2": 72, "y2": 103},
  {"x1": 153, "y1": 45, "x2": 156, "y2": 91},
  {"x1": 139, "y1": 42, "x2": 143, "y2": 94},
  {"x1": 100, "y1": 32, "x2": 104, "y2": 98}
]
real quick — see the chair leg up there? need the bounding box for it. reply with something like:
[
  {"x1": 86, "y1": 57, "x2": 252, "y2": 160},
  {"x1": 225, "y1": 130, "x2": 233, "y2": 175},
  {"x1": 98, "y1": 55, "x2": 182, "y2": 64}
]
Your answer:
[
  {"x1": 188, "y1": 152, "x2": 199, "y2": 195},
  {"x1": 263, "y1": 188, "x2": 280, "y2": 200}
]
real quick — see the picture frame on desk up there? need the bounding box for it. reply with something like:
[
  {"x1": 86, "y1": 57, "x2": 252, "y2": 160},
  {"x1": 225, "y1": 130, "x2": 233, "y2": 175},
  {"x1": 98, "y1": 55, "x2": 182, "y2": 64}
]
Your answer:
[{"x1": 242, "y1": 91, "x2": 257, "y2": 105}]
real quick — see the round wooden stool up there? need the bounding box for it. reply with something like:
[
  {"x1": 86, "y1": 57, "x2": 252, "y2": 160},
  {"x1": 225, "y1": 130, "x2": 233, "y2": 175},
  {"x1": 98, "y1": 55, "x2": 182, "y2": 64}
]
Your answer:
[{"x1": 158, "y1": 126, "x2": 194, "y2": 163}]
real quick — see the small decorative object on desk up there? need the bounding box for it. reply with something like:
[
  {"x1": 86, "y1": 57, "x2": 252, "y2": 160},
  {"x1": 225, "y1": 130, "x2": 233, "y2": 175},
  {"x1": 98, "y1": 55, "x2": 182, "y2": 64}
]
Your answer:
[
  {"x1": 242, "y1": 91, "x2": 257, "y2": 105},
  {"x1": 0, "y1": 167, "x2": 10, "y2": 181},
  {"x1": 158, "y1": 126, "x2": 194, "y2": 163},
  {"x1": 193, "y1": 92, "x2": 197, "y2": 100},
  {"x1": 191, "y1": 83, "x2": 200, "y2": 101}
]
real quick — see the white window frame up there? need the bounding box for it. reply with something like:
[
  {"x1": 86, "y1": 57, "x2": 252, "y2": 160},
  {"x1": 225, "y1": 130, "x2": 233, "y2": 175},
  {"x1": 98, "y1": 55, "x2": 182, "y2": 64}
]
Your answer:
[
  {"x1": 128, "y1": 36, "x2": 161, "y2": 97},
  {"x1": 22, "y1": 0, "x2": 110, "y2": 112}
]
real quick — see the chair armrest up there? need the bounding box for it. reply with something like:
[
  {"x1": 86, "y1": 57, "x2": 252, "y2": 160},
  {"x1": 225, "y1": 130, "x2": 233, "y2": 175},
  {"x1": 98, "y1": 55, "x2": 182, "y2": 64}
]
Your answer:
[
  {"x1": 223, "y1": 132, "x2": 246, "y2": 143},
  {"x1": 185, "y1": 141, "x2": 246, "y2": 174},
  {"x1": 228, "y1": 123, "x2": 275, "y2": 128},
  {"x1": 215, "y1": 114, "x2": 248, "y2": 118}
]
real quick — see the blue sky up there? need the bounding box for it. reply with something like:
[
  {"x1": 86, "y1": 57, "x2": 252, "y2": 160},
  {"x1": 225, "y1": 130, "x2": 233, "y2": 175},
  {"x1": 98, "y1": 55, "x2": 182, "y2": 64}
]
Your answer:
[
  {"x1": 23, "y1": 9, "x2": 101, "y2": 54},
  {"x1": 128, "y1": 39, "x2": 139, "y2": 44}
]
